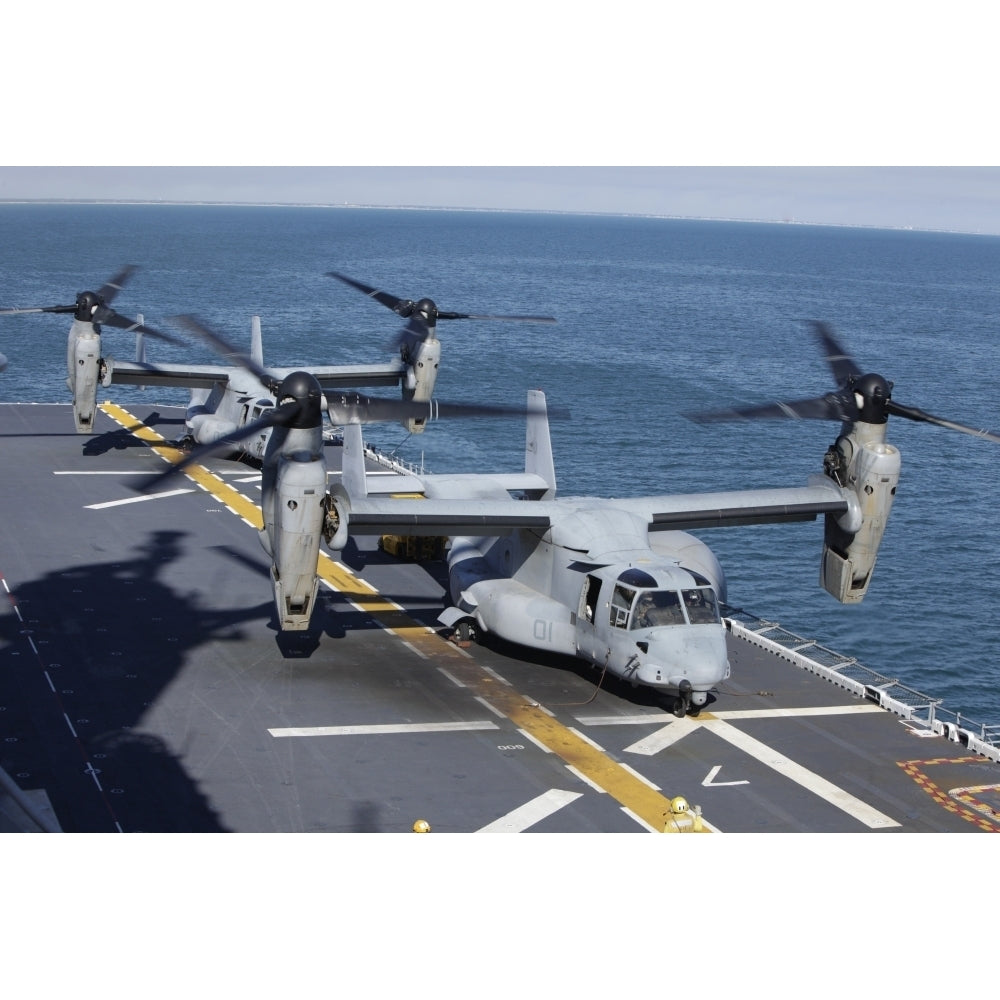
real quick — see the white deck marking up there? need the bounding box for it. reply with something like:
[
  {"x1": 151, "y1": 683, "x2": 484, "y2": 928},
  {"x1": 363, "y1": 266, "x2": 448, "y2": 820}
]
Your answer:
[
  {"x1": 625, "y1": 717, "x2": 701, "y2": 755},
  {"x1": 565, "y1": 765, "x2": 606, "y2": 794},
  {"x1": 85, "y1": 489, "x2": 194, "y2": 509},
  {"x1": 478, "y1": 789, "x2": 584, "y2": 832},
  {"x1": 703, "y1": 764, "x2": 749, "y2": 787},
  {"x1": 268, "y1": 720, "x2": 499, "y2": 738},
  {"x1": 619, "y1": 762, "x2": 661, "y2": 790},
  {"x1": 621, "y1": 807, "x2": 661, "y2": 833},
  {"x1": 578, "y1": 704, "x2": 885, "y2": 727},
  {"x1": 568, "y1": 726, "x2": 606, "y2": 752},
  {"x1": 702, "y1": 718, "x2": 900, "y2": 828}
]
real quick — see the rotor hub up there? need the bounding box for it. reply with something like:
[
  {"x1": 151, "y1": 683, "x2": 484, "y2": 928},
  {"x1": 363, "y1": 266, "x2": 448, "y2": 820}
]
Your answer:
[
  {"x1": 74, "y1": 291, "x2": 104, "y2": 322},
  {"x1": 277, "y1": 371, "x2": 323, "y2": 428},
  {"x1": 414, "y1": 298, "x2": 438, "y2": 323},
  {"x1": 851, "y1": 372, "x2": 893, "y2": 423}
]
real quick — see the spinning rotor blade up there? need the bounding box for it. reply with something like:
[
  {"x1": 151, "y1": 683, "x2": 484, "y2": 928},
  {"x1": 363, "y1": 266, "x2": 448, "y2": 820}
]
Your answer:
[
  {"x1": 685, "y1": 392, "x2": 858, "y2": 425},
  {"x1": 326, "y1": 272, "x2": 556, "y2": 343},
  {"x1": 0, "y1": 265, "x2": 183, "y2": 345},
  {"x1": 685, "y1": 320, "x2": 1000, "y2": 443},
  {"x1": 168, "y1": 314, "x2": 279, "y2": 389},
  {"x1": 885, "y1": 400, "x2": 1000, "y2": 443}
]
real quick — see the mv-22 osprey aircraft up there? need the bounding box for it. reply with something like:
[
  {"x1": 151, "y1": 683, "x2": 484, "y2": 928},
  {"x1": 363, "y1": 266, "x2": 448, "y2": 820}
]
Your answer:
[
  {"x1": 0, "y1": 267, "x2": 555, "y2": 441},
  {"x1": 323, "y1": 323, "x2": 1000, "y2": 717},
  {"x1": 2, "y1": 267, "x2": 557, "y2": 631}
]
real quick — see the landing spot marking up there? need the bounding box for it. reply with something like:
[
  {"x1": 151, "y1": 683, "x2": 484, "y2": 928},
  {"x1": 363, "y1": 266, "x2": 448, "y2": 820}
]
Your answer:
[
  {"x1": 269, "y1": 721, "x2": 499, "y2": 738},
  {"x1": 477, "y1": 789, "x2": 583, "y2": 833}
]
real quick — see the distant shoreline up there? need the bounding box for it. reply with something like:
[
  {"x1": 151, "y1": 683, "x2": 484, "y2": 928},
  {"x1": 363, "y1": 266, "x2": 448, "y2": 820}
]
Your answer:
[{"x1": 0, "y1": 199, "x2": 992, "y2": 237}]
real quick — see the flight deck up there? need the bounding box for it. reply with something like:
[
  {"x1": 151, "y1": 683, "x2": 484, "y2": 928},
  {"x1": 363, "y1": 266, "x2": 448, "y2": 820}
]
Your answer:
[{"x1": 2, "y1": 402, "x2": 998, "y2": 833}]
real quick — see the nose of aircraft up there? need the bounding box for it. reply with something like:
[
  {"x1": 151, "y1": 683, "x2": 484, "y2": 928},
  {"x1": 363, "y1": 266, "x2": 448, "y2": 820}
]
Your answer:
[{"x1": 633, "y1": 626, "x2": 730, "y2": 702}]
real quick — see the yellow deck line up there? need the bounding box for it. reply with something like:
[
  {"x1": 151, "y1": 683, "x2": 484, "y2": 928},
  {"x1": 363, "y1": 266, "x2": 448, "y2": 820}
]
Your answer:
[{"x1": 100, "y1": 402, "x2": 708, "y2": 832}]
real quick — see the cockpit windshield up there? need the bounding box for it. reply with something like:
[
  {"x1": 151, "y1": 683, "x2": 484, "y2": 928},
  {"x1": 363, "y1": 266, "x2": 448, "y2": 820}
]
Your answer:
[
  {"x1": 681, "y1": 587, "x2": 721, "y2": 625},
  {"x1": 630, "y1": 587, "x2": 720, "y2": 628}
]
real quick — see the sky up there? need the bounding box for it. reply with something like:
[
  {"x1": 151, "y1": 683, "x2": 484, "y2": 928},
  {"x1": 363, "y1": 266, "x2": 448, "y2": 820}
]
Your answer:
[
  {"x1": 2, "y1": 4, "x2": 998, "y2": 233},
  {"x1": 0, "y1": 166, "x2": 998, "y2": 233}
]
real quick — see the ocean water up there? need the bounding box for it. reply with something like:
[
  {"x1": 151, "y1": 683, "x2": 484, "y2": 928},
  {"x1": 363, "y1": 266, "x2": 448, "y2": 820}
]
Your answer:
[{"x1": 2, "y1": 203, "x2": 999, "y2": 725}]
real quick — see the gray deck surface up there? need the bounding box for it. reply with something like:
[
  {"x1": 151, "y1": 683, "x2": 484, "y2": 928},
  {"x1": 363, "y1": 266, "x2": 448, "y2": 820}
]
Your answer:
[{"x1": 2, "y1": 403, "x2": 997, "y2": 833}]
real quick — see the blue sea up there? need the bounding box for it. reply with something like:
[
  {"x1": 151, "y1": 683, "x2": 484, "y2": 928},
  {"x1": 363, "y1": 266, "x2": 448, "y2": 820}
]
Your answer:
[{"x1": 2, "y1": 203, "x2": 999, "y2": 726}]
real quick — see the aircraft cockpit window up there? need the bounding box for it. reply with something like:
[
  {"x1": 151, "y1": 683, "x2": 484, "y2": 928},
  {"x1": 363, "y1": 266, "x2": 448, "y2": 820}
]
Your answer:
[
  {"x1": 632, "y1": 590, "x2": 685, "y2": 628},
  {"x1": 682, "y1": 588, "x2": 721, "y2": 625},
  {"x1": 610, "y1": 585, "x2": 636, "y2": 629}
]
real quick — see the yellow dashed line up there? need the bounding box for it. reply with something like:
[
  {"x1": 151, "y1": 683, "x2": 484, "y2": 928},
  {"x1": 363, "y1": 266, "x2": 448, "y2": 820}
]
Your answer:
[
  {"x1": 101, "y1": 402, "x2": 708, "y2": 832},
  {"x1": 897, "y1": 758, "x2": 1000, "y2": 832}
]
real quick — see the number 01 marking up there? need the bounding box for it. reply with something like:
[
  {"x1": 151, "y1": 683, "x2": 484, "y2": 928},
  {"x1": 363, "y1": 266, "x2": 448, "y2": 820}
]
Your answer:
[{"x1": 533, "y1": 619, "x2": 552, "y2": 642}]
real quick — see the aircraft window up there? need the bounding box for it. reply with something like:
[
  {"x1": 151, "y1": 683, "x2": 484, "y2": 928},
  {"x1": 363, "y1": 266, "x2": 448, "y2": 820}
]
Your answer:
[
  {"x1": 610, "y1": 585, "x2": 635, "y2": 629},
  {"x1": 682, "y1": 588, "x2": 721, "y2": 625},
  {"x1": 632, "y1": 590, "x2": 685, "y2": 628}
]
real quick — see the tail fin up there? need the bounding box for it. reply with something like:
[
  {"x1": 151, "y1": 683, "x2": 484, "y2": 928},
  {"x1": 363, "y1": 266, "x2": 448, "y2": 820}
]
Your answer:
[
  {"x1": 341, "y1": 422, "x2": 369, "y2": 499},
  {"x1": 250, "y1": 316, "x2": 264, "y2": 369},
  {"x1": 525, "y1": 389, "x2": 556, "y2": 499}
]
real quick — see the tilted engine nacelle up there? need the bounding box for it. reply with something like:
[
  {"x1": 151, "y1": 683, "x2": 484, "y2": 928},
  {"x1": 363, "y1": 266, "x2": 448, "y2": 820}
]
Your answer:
[
  {"x1": 67, "y1": 321, "x2": 101, "y2": 433},
  {"x1": 399, "y1": 335, "x2": 441, "y2": 433},
  {"x1": 820, "y1": 422, "x2": 901, "y2": 603},
  {"x1": 264, "y1": 456, "x2": 327, "y2": 630}
]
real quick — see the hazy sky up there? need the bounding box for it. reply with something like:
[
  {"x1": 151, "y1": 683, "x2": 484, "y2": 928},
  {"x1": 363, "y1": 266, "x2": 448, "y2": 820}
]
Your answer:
[
  {"x1": 4, "y1": 6, "x2": 998, "y2": 233},
  {"x1": 1, "y1": 166, "x2": 998, "y2": 234}
]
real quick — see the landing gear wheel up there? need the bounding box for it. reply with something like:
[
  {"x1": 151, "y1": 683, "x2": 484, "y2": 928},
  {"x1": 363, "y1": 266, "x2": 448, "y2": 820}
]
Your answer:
[
  {"x1": 672, "y1": 696, "x2": 689, "y2": 719},
  {"x1": 456, "y1": 620, "x2": 475, "y2": 644}
]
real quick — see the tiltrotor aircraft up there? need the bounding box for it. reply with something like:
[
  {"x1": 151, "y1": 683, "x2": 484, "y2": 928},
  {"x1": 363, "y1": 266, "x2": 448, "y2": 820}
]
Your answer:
[
  {"x1": 322, "y1": 323, "x2": 1000, "y2": 717},
  {"x1": 0, "y1": 268, "x2": 556, "y2": 445},
  {"x1": 139, "y1": 315, "x2": 561, "y2": 632}
]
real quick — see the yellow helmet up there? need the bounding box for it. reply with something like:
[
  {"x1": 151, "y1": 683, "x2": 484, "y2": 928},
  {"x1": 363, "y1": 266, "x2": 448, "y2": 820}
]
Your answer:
[
  {"x1": 670, "y1": 796, "x2": 689, "y2": 815},
  {"x1": 412, "y1": 819, "x2": 432, "y2": 833}
]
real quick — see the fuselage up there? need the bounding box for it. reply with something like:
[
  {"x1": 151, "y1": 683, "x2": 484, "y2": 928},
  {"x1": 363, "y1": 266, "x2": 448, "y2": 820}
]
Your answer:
[{"x1": 445, "y1": 502, "x2": 731, "y2": 705}]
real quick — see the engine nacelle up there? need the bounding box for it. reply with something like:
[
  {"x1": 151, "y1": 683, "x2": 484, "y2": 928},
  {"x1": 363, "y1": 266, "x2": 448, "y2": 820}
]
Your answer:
[
  {"x1": 268, "y1": 456, "x2": 326, "y2": 630},
  {"x1": 400, "y1": 336, "x2": 441, "y2": 433},
  {"x1": 820, "y1": 426, "x2": 900, "y2": 603},
  {"x1": 67, "y1": 321, "x2": 100, "y2": 433}
]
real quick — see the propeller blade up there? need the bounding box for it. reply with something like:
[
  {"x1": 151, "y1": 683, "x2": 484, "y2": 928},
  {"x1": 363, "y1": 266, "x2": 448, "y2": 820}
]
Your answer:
[
  {"x1": 0, "y1": 303, "x2": 77, "y2": 316},
  {"x1": 328, "y1": 272, "x2": 556, "y2": 326},
  {"x1": 138, "y1": 401, "x2": 301, "y2": 491},
  {"x1": 167, "y1": 314, "x2": 278, "y2": 389},
  {"x1": 685, "y1": 392, "x2": 857, "y2": 425},
  {"x1": 810, "y1": 321, "x2": 863, "y2": 385},
  {"x1": 95, "y1": 307, "x2": 185, "y2": 346},
  {"x1": 685, "y1": 321, "x2": 1000, "y2": 446},
  {"x1": 0, "y1": 266, "x2": 181, "y2": 344},
  {"x1": 326, "y1": 272, "x2": 414, "y2": 315},
  {"x1": 95, "y1": 265, "x2": 138, "y2": 305},
  {"x1": 435, "y1": 311, "x2": 557, "y2": 323},
  {"x1": 886, "y1": 400, "x2": 1000, "y2": 443}
]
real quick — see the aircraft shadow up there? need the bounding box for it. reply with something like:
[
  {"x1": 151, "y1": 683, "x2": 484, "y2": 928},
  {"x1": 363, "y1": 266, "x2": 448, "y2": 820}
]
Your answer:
[{"x1": 0, "y1": 529, "x2": 274, "y2": 832}]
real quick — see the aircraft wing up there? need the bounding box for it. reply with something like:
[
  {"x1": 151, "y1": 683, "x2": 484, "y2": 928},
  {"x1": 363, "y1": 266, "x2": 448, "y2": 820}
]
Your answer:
[
  {"x1": 605, "y1": 479, "x2": 850, "y2": 530},
  {"x1": 103, "y1": 358, "x2": 234, "y2": 390},
  {"x1": 270, "y1": 362, "x2": 408, "y2": 390},
  {"x1": 338, "y1": 494, "x2": 555, "y2": 537},
  {"x1": 105, "y1": 358, "x2": 410, "y2": 391}
]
